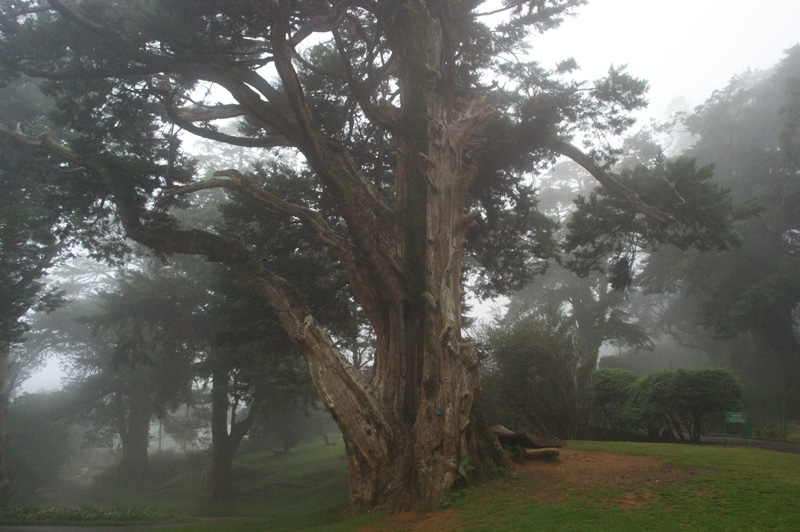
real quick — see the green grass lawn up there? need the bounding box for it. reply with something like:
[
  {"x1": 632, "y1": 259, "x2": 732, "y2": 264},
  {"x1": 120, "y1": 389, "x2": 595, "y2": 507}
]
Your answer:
[{"x1": 27, "y1": 436, "x2": 800, "y2": 531}]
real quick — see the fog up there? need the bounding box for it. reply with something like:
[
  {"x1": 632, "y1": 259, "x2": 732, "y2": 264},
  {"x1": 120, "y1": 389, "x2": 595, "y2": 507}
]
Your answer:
[
  {"x1": 531, "y1": 0, "x2": 800, "y2": 120},
  {"x1": 3, "y1": 0, "x2": 800, "y2": 519}
]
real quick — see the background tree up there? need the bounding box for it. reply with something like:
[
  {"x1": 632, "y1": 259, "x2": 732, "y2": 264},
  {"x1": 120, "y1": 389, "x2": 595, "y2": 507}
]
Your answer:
[
  {"x1": 200, "y1": 278, "x2": 284, "y2": 503},
  {"x1": 5, "y1": 391, "x2": 71, "y2": 504},
  {"x1": 0, "y1": 0, "x2": 744, "y2": 509},
  {"x1": 635, "y1": 47, "x2": 800, "y2": 417},
  {"x1": 0, "y1": 79, "x2": 66, "y2": 504},
  {"x1": 479, "y1": 306, "x2": 586, "y2": 438},
  {"x1": 63, "y1": 261, "x2": 203, "y2": 480},
  {"x1": 159, "y1": 392, "x2": 210, "y2": 453}
]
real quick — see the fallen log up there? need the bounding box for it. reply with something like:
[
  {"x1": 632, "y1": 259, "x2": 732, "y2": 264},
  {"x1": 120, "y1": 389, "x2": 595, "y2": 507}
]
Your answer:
[
  {"x1": 509, "y1": 445, "x2": 561, "y2": 462},
  {"x1": 489, "y1": 425, "x2": 566, "y2": 449},
  {"x1": 523, "y1": 447, "x2": 560, "y2": 460}
]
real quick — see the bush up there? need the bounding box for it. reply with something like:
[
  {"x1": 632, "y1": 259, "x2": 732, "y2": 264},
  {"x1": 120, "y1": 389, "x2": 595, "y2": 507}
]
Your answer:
[
  {"x1": 628, "y1": 367, "x2": 743, "y2": 442},
  {"x1": 480, "y1": 306, "x2": 587, "y2": 438},
  {"x1": 590, "y1": 368, "x2": 638, "y2": 434}
]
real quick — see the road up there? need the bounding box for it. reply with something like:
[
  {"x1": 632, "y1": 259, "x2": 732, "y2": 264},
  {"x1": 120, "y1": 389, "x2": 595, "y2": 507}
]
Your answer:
[{"x1": 701, "y1": 436, "x2": 800, "y2": 454}]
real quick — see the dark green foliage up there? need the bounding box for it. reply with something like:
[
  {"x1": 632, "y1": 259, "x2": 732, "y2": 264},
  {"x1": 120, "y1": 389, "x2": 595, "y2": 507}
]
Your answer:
[
  {"x1": 215, "y1": 164, "x2": 367, "y2": 351},
  {"x1": 639, "y1": 46, "x2": 800, "y2": 409},
  {"x1": 480, "y1": 306, "x2": 586, "y2": 438},
  {"x1": 0, "y1": 0, "x2": 655, "y2": 302},
  {"x1": 590, "y1": 368, "x2": 638, "y2": 434},
  {"x1": 564, "y1": 156, "x2": 749, "y2": 290},
  {"x1": 0, "y1": 80, "x2": 65, "y2": 347},
  {"x1": 628, "y1": 368, "x2": 743, "y2": 443}
]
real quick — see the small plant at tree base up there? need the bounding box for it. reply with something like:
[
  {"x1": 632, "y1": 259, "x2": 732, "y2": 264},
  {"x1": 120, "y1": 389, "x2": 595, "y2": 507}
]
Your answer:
[{"x1": 457, "y1": 455, "x2": 475, "y2": 480}]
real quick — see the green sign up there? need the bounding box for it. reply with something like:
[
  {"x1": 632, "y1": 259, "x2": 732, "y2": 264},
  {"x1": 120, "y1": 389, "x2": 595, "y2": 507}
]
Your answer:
[{"x1": 725, "y1": 412, "x2": 747, "y2": 424}]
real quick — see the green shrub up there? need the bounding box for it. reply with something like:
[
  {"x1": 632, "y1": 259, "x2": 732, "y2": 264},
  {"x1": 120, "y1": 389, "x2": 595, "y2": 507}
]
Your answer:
[
  {"x1": 590, "y1": 368, "x2": 638, "y2": 433},
  {"x1": 480, "y1": 306, "x2": 586, "y2": 438},
  {"x1": 629, "y1": 367, "x2": 743, "y2": 442}
]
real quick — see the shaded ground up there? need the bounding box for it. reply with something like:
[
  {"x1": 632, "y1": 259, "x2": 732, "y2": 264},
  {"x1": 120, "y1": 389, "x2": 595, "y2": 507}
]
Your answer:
[
  {"x1": 0, "y1": 526, "x2": 172, "y2": 532},
  {"x1": 0, "y1": 516, "x2": 264, "y2": 532},
  {"x1": 36, "y1": 450, "x2": 117, "y2": 507},
  {"x1": 514, "y1": 448, "x2": 697, "y2": 504},
  {"x1": 357, "y1": 449, "x2": 700, "y2": 532}
]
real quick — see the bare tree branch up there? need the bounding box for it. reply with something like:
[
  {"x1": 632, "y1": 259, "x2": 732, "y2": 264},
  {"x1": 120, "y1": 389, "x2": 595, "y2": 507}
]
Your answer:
[
  {"x1": 332, "y1": 27, "x2": 399, "y2": 131},
  {"x1": 547, "y1": 138, "x2": 676, "y2": 224},
  {"x1": 166, "y1": 169, "x2": 357, "y2": 265},
  {"x1": 164, "y1": 101, "x2": 291, "y2": 149},
  {"x1": 46, "y1": 0, "x2": 106, "y2": 31},
  {"x1": 175, "y1": 104, "x2": 246, "y2": 122}
]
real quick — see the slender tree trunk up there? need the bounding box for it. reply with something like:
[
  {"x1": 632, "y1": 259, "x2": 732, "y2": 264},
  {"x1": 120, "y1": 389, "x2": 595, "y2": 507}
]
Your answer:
[
  {"x1": 209, "y1": 365, "x2": 236, "y2": 502},
  {"x1": 0, "y1": 341, "x2": 11, "y2": 505},
  {"x1": 572, "y1": 283, "x2": 606, "y2": 370},
  {"x1": 208, "y1": 364, "x2": 259, "y2": 503},
  {"x1": 666, "y1": 414, "x2": 686, "y2": 442},
  {"x1": 691, "y1": 411, "x2": 703, "y2": 443},
  {"x1": 752, "y1": 308, "x2": 800, "y2": 393},
  {"x1": 116, "y1": 374, "x2": 152, "y2": 481}
]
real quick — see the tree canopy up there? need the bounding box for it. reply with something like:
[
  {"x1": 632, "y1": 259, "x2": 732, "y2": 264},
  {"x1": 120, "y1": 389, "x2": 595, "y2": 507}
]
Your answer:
[{"x1": 636, "y1": 46, "x2": 800, "y2": 411}]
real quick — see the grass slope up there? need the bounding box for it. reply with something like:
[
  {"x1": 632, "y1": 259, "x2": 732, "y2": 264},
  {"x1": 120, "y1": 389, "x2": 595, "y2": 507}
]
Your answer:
[
  {"x1": 62, "y1": 436, "x2": 800, "y2": 531},
  {"x1": 0, "y1": 505, "x2": 187, "y2": 526},
  {"x1": 84, "y1": 434, "x2": 350, "y2": 530}
]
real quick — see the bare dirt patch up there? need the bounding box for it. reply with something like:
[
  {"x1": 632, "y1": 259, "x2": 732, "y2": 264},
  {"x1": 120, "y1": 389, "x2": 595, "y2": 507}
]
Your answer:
[
  {"x1": 514, "y1": 449, "x2": 701, "y2": 508},
  {"x1": 356, "y1": 449, "x2": 702, "y2": 531},
  {"x1": 356, "y1": 509, "x2": 463, "y2": 532}
]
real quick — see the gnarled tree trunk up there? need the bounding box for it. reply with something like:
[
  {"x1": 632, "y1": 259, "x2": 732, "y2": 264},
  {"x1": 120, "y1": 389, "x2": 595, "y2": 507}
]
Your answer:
[{"x1": 297, "y1": 8, "x2": 490, "y2": 509}]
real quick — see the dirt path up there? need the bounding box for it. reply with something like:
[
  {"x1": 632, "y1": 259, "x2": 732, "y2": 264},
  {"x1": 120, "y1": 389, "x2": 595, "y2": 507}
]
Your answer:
[{"x1": 358, "y1": 449, "x2": 701, "y2": 532}]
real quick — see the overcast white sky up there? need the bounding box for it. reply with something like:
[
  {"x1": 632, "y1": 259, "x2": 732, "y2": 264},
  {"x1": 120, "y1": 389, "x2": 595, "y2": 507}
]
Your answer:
[
  {"x1": 530, "y1": 0, "x2": 800, "y2": 121},
  {"x1": 21, "y1": 0, "x2": 800, "y2": 393}
]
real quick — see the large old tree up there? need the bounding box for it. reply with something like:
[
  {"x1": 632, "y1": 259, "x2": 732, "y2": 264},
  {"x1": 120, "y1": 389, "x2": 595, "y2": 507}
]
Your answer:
[{"x1": 0, "y1": 1, "x2": 739, "y2": 509}]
